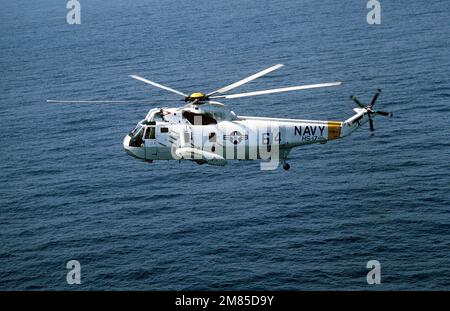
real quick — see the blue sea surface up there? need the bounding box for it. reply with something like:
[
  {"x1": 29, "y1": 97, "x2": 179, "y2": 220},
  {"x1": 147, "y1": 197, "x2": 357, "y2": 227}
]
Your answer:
[{"x1": 0, "y1": 0, "x2": 449, "y2": 290}]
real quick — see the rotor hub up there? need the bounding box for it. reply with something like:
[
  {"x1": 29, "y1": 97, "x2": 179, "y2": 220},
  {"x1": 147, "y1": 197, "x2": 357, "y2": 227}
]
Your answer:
[
  {"x1": 186, "y1": 92, "x2": 209, "y2": 103},
  {"x1": 189, "y1": 92, "x2": 206, "y2": 98}
]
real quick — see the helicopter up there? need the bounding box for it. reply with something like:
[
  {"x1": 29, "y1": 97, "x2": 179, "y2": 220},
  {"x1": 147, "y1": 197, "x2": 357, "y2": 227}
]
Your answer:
[{"x1": 47, "y1": 64, "x2": 392, "y2": 170}]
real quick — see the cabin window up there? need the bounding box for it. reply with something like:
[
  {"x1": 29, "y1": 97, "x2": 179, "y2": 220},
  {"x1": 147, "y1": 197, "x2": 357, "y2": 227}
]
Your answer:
[
  {"x1": 182, "y1": 111, "x2": 217, "y2": 125},
  {"x1": 184, "y1": 131, "x2": 190, "y2": 143},
  {"x1": 160, "y1": 127, "x2": 168, "y2": 133},
  {"x1": 145, "y1": 127, "x2": 155, "y2": 139},
  {"x1": 209, "y1": 132, "x2": 216, "y2": 142}
]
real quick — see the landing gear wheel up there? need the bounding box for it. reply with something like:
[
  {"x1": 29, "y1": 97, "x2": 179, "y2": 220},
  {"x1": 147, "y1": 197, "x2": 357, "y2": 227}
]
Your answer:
[{"x1": 283, "y1": 163, "x2": 290, "y2": 171}]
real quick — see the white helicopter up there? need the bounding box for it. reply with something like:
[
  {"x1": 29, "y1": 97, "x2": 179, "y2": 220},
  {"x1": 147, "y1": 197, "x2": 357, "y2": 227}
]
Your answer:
[{"x1": 48, "y1": 64, "x2": 392, "y2": 170}]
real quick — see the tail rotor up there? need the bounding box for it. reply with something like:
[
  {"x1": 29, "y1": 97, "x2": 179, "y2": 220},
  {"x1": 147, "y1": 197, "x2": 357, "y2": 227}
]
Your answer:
[{"x1": 349, "y1": 89, "x2": 393, "y2": 136}]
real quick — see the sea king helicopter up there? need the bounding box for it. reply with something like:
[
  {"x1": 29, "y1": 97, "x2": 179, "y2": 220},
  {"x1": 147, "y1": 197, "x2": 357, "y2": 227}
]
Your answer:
[{"x1": 47, "y1": 64, "x2": 392, "y2": 170}]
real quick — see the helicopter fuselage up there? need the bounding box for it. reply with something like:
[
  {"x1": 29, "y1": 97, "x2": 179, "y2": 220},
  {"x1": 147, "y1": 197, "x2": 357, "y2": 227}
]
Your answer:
[{"x1": 123, "y1": 102, "x2": 371, "y2": 169}]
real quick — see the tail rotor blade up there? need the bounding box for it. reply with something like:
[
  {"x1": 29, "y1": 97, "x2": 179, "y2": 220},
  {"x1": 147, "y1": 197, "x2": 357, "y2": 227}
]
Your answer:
[
  {"x1": 350, "y1": 95, "x2": 365, "y2": 108},
  {"x1": 376, "y1": 110, "x2": 393, "y2": 117},
  {"x1": 369, "y1": 88, "x2": 382, "y2": 107},
  {"x1": 369, "y1": 117, "x2": 375, "y2": 134}
]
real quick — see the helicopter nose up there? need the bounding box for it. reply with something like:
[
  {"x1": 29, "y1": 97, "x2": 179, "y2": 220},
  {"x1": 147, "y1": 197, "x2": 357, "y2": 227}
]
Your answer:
[
  {"x1": 123, "y1": 135, "x2": 131, "y2": 148},
  {"x1": 123, "y1": 135, "x2": 145, "y2": 159},
  {"x1": 123, "y1": 135, "x2": 133, "y2": 155}
]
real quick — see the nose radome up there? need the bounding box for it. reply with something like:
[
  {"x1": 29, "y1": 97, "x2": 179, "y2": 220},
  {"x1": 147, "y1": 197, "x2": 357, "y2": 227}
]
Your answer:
[
  {"x1": 123, "y1": 135, "x2": 131, "y2": 149},
  {"x1": 123, "y1": 135, "x2": 135, "y2": 157}
]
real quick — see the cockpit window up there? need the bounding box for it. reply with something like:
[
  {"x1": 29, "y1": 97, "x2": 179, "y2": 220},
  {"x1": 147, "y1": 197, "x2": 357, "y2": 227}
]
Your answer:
[
  {"x1": 130, "y1": 125, "x2": 142, "y2": 136},
  {"x1": 144, "y1": 127, "x2": 156, "y2": 139},
  {"x1": 182, "y1": 111, "x2": 217, "y2": 125}
]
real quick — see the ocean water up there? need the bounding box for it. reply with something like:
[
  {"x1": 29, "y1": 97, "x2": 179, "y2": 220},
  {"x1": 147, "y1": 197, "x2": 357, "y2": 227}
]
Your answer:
[{"x1": 0, "y1": 0, "x2": 449, "y2": 290}]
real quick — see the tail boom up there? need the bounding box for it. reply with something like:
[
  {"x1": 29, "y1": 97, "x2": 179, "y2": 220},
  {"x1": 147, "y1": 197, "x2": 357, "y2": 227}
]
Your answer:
[{"x1": 341, "y1": 108, "x2": 371, "y2": 137}]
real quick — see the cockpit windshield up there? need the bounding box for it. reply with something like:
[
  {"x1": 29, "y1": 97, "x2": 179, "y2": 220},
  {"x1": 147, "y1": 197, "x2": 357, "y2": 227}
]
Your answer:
[
  {"x1": 130, "y1": 124, "x2": 142, "y2": 136},
  {"x1": 129, "y1": 124, "x2": 144, "y2": 147}
]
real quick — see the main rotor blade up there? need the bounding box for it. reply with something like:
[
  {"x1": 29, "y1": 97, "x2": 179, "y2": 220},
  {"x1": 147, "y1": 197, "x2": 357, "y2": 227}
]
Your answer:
[
  {"x1": 46, "y1": 99, "x2": 177, "y2": 103},
  {"x1": 210, "y1": 81, "x2": 342, "y2": 99},
  {"x1": 129, "y1": 75, "x2": 188, "y2": 97},
  {"x1": 207, "y1": 64, "x2": 284, "y2": 96}
]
